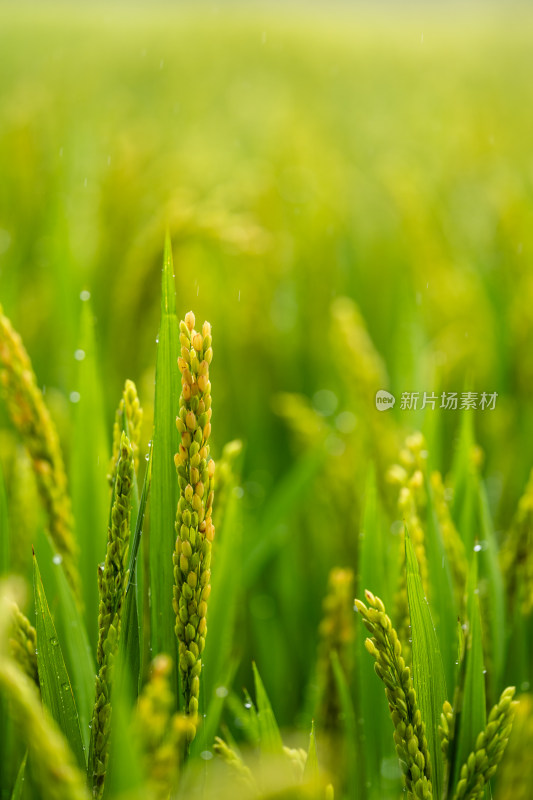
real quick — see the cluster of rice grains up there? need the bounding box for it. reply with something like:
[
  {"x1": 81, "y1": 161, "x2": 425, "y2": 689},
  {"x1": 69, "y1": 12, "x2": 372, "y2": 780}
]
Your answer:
[
  {"x1": 89, "y1": 434, "x2": 134, "y2": 798},
  {"x1": 355, "y1": 586, "x2": 517, "y2": 800},
  {"x1": 0, "y1": 305, "x2": 80, "y2": 597},
  {"x1": 355, "y1": 591, "x2": 433, "y2": 800},
  {"x1": 173, "y1": 311, "x2": 215, "y2": 718}
]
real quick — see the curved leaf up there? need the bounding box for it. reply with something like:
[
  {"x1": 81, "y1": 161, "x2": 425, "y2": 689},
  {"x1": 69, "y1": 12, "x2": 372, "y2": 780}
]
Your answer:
[{"x1": 33, "y1": 552, "x2": 86, "y2": 770}]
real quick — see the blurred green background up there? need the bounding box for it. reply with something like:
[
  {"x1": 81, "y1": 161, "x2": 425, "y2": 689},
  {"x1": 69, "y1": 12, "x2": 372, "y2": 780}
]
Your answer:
[{"x1": 1, "y1": 2, "x2": 533, "y2": 728}]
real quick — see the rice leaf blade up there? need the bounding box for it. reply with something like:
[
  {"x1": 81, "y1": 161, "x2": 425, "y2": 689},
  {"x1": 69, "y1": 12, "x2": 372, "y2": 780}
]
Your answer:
[
  {"x1": 202, "y1": 479, "x2": 242, "y2": 702},
  {"x1": 449, "y1": 555, "x2": 486, "y2": 794},
  {"x1": 303, "y1": 721, "x2": 318, "y2": 781},
  {"x1": 150, "y1": 236, "x2": 180, "y2": 666},
  {"x1": 9, "y1": 752, "x2": 27, "y2": 800},
  {"x1": 331, "y1": 650, "x2": 359, "y2": 799},
  {"x1": 477, "y1": 479, "x2": 505, "y2": 703},
  {"x1": 424, "y1": 473, "x2": 457, "y2": 695},
  {"x1": 252, "y1": 662, "x2": 284, "y2": 757},
  {"x1": 120, "y1": 444, "x2": 152, "y2": 697},
  {"x1": 71, "y1": 299, "x2": 109, "y2": 647},
  {"x1": 450, "y1": 412, "x2": 477, "y2": 552},
  {"x1": 52, "y1": 552, "x2": 95, "y2": 753},
  {"x1": 33, "y1": 552, "x2": 86, "y2": 771},
  {"x1": 406, "y1": 529, "x2": 447, "y2": 800}
]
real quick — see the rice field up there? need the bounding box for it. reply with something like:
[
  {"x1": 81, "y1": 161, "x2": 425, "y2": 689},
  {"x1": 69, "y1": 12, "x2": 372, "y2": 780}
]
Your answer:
[{"x1": 1, "y1": 4, "x2": 533, "y2": 799}]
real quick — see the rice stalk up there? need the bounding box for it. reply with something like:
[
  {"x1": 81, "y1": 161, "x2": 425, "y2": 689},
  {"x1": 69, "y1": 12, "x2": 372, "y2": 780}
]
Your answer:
[
  {"x1": 89, "y1": 432, "x2": 134, "y2": 799},
  {"x1": 8, "y1": 601, "x2": 38, "y2": 687},
  {"x1": 0, "y1": 305, "x2": 80, "y2": 598},
  {"x1": 213, "y1": 737, "x2": 258, "y2": 791},
  {"x1": 0, "y1": 582, "x2": 89, "y2": 800},
  {"x1": 388, "y1": 433, "x2": 430, "y2": 655},
  {"x1": 108, "y1": 379, "x2": 143, "y2": 485},
  {"x1": 133, "y1": 654, "x2": 196, "y2": 799},
  {"x1": 316, "y1": 567, "x2": 355, "y2": 733},
  {"x1": 494, "y1": 693, "x2": 533, "y2": 800},
  {"x1": 173, "y1": 311, "x2": 215, "y2": 716},
  {"x1": 212, "y1": 438, "x2": 242, "y2": 531},
  {"x1": 355, "y1": 590, "x2": 433, "y2": 800},
  {"x1": 500, "y1": 467, "x2": 533, "y2": 615},
  {"x1": 450, "y1": 687, "x2": 516, "y2": 800}
]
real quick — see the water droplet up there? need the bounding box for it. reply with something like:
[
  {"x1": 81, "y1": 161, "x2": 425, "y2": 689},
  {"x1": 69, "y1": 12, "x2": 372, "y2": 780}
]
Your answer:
[
  {"x1": 52, "y1": 554, "x2": 63, "y2": 565},
  {"x1": 473, "y1": 543, "x2": 482, "y2": 552},
  {"x1": 74, "y1": 349, "x2": 85, "y2": 361},
  {"x1": 70, "y1": 391, "x2": 81, "y2": 403},
  {"x1": 80, "y1": 290, "x2": 91, "y2": 302},
  {"x1": 61, "y1": 682, "x2": 70, "y2": 691},
  {"x1": 50, "y1": 636, "x2": 59, "y2": 646},
  {"x1": 215, "y1": 686, "x2": 228, "y2": 698},
  {"x1": 200, "y1": 750, "x2": 213, "y2": 761},
  {"x1": 244, "y1": 701, "x2": 252, "y2": 709},
  {"x1": 145, "y1": 453, "x2": 150, "y2": 461}
]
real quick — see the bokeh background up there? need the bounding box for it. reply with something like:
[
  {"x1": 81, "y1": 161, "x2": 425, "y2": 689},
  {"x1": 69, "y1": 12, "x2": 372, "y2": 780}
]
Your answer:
[{"x1": 1, "y1": 1, "x2": 533, "y2": 732}]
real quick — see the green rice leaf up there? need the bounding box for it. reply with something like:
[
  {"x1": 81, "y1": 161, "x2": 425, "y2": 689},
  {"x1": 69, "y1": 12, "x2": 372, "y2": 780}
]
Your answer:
[
  {"x1": 102, "y1": 668, "x2": 144, "y2": 800},
  {"x1": 33, "y1": 551, "x2": 86, "y2": 771},
  {"x1": 477, "y1": 479, "x2": 505, "y2": 704},
  {"x1": 150, "y1": 235, "x2": 180, "y2": 666},
  {"x1": 302, "y1": 720, "x2": 318, "y2": 781},
  {"x1": 424, "y1": 472, "x2": 457, "y2": 695},
  {"x1": 203, "y1": 478, "x2": 242, "y2": 702},
  {"x1": 52, "y1": 550, "x2": 95, "y2": 753},
  {"x1": 406, "y1": 529, "x2": 447, "y2": 800},
  {"x1": 71, "y1": 299, "x2": 110, "y2": 647},
  {"x1": 120, "y1": 442, "x2": 152, "y2": 697},
  {"x1": 450, "y1": 412, "x2": 477, "y2": 552},
  {"x1": 9, "y1": 752, "x2": 27, "y2": 800},
  {"x1": 448, "y1": 554, "x2": 486, "y2": 795},
  {"x1": 252, "y1": 662, "x2": 284, "y2": 757},
  {"x1": 331, "y1": 650, "x2": 359, "y2": 799}
]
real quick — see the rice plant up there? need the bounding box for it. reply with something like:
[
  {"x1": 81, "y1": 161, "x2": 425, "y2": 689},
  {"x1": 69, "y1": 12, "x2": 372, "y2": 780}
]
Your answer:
[
  {"x1": 1, "y1": 8, "x2": 532, "y2": 799},
  {"x1": 0, "y1": 234, "x2": 528, "y2": 800}
]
